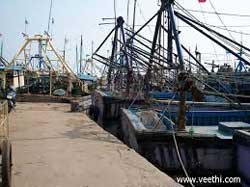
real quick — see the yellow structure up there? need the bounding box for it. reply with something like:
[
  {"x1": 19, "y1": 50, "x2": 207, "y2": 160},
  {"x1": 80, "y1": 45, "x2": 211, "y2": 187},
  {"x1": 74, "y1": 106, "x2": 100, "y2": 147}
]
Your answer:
[{"x1": 8, "y1": 34, "x2": 88, "y2": 94}]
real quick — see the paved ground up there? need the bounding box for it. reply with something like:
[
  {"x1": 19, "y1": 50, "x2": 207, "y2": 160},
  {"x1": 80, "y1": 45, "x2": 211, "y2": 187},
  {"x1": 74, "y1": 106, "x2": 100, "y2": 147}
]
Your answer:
[{"x1": 9, "y1": 102, "x2": 181, "y2": 187}]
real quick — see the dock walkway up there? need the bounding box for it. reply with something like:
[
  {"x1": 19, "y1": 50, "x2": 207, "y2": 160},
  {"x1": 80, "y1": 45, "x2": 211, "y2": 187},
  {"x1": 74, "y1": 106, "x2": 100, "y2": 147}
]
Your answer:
[{"x1": 9, "y1": 102, "x2": 181, "y2": 187}]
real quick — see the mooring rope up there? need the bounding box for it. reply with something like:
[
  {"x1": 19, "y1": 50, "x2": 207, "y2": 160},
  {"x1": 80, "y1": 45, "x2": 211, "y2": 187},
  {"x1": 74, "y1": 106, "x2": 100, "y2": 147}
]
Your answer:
[{"x1": 156, "y1": 93, "x2": 195, "y2": 187}]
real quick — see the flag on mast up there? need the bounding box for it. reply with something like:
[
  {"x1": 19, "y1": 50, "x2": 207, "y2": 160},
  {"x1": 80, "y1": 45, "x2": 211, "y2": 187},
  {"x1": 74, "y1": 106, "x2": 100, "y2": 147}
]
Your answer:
[
  {"x1": 25, "y1": 18, "x2": 29, "y2": 24},
  {"x1": 198, "y1": 0, "x2": 206, "y2": 3}
]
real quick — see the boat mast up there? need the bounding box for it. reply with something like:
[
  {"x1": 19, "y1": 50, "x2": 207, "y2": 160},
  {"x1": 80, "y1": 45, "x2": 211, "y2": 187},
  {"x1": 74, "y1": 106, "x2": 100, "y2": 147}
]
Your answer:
[
  {"x1": 76, "y1": 45, "x2": 79, "y2": 74},
  {"x1": 165, "y1": 0, "x2": 186, "y2": 131},
  {"x1": 47, "y1": 0, "x2": 53, "y2": 34},
  {"x1": 80, "y1": 35, "x2": 83, "y2": 73},
  {"x1": 153, "y1": 0, "x2": 187, "y2": 131},
  {"x1": 145, "y1": 0, "x2": 187, "y2": 130}
]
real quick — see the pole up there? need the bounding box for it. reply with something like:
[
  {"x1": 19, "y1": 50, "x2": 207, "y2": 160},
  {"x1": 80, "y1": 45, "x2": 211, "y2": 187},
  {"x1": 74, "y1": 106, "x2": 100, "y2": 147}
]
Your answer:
[
  {"x1": 166, "y1": 0, "x2": 186, "y2": 131},
  {"x1": 27, "y1": 72, "x2": 30, "y2": 94},
  {"x1": 91, "y1": 41, "x2": 94, "y2": 57},
  {"x1": 114, "y1": 0, "x2": 117, "y2": 25},
  {"x1": 51, "y1": 18, "x2": 54, "y2": 38},
  {"x1": 132, "y1": 0, "x2": 137, "y2": 32},
  {"x1": 108, "y1": 26, "x2": 118, "y2": 90},
  {"x1": 145, "y1": 10, "x2": 162, "y2": 98},
  {"x1": 63, "y1": 36, "x2": 66, "y2": 61},
  {"x1": 0, "y1": 40, "x2": 3, "y2": 57},
  {"x1": 91, "y1": 41, "x2": 94, "y2": 75},
  {"x1": 49, "y1": 68, "x2": 52, "y2": 96},
  {"x1": 76, "y1": 45, "x2": 79, "y2": 74},
  {"x1": 127, "y1": 0, "x2": 130, "y2": 25},
  {"x1": 38, "y1": 40, "x2": 43, "y2": 70},
  {"x1": 25, "y1": 18, "x2": 28, "y2": 35},
  {"x1": 2, "y1": 72, "x2": 6, "y2": 90},
  {"x1": 167, "y1": 11, "x2": 173, "y2": 64},
  {"x1": 47, "y1": 0, "x2": 53, "y2": 33},
  {"x1": 130, "y1": 0, "x2": 137, "y2": 72},
  {"x1": 62, "y1": 36, "x2": 67, "y2": 73},
  {"x1": 80, "y1": 35, "x2": 83, "y2": 73}
]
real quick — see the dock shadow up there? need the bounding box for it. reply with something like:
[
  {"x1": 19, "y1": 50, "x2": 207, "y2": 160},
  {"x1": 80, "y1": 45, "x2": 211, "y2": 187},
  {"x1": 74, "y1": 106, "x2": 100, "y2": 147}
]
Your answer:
[{"x1": 62, "y1": 122, "x2": 123, "y2": 145}]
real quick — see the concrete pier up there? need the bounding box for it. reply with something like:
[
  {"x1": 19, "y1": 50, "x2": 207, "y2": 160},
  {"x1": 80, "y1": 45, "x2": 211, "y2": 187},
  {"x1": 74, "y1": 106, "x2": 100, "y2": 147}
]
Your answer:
[{"x1": 9, "y1": 102, "x2": 181, "y2": 187}]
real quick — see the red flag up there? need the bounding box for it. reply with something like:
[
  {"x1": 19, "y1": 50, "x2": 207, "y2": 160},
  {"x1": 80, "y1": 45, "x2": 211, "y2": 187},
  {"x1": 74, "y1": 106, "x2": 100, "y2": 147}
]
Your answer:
[{"x1": 198, "y1": 0, "x2": 206, "y2": 2}]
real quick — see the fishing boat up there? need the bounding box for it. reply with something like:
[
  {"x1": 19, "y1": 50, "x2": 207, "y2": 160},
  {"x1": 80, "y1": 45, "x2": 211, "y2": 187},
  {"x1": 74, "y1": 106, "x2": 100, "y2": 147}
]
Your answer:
[{"x1": 91, "y1": 0, "x2": 250, "y2": 186}]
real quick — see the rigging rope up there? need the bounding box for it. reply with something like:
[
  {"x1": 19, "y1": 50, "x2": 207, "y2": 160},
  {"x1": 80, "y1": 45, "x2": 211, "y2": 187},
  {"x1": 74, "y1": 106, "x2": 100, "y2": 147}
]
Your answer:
[
  {"x1": 208, "y1": 0, "x2": 235, "y2": 41},
  {"x1": 155, "y1": 93, "x2": 195, "y2": 187},
  {"x1": 182, "y1": 9, "x2": 250, "y2": 18},
  {"x1": 199, "y1": 2, "x2": 219, "y2": 64}
]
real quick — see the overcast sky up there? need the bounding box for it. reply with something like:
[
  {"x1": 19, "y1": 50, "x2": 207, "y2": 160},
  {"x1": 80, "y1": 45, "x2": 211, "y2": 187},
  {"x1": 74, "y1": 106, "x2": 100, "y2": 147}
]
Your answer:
[{"x1": 1, "y1": 0, "x2": 250, "y2": 72}]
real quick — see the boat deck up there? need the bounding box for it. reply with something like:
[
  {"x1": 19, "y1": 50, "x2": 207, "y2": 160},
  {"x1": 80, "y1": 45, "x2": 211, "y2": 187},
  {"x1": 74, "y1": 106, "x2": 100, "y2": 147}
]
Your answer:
[{"x1": 9, "y1": 102, "x2": 181, "y2": 187}]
